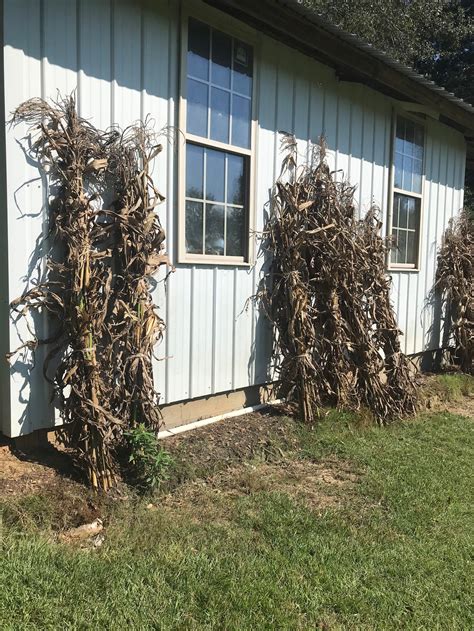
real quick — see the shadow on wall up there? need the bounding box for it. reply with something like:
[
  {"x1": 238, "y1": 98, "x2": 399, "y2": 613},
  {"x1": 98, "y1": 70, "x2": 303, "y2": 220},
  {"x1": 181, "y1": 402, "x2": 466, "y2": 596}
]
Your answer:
[
  {"x1": 4, "y1": 0, "x2": 170, "y2": 112},
  {"x1": 420, "y1": 280, "x2": 450, "y2": 371},
  {"x1": 7, "y1": 139, "x2": 59, "y2": 435},
  {"x1": 248, "y1": 197, "x2": 274, "y2": 389}
]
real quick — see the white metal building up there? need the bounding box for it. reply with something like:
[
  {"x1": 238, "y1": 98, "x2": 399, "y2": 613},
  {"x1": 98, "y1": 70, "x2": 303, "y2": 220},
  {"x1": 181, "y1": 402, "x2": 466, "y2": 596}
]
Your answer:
[{"x1": 1, "y1": 0, "x2": 473, "y2": 438}]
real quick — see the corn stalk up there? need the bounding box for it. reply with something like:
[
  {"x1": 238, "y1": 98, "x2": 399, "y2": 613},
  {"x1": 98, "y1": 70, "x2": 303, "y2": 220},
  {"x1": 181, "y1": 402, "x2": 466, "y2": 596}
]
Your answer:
[
  {"x1": 9, "y1": 96, "x2": 168, "y2": 489},
  {"x1": 258, "y1": 136, "x2": 418, "y2": 424},
  {"x1": 436, "y1": 210, "x2": 473, "y2": 373}
]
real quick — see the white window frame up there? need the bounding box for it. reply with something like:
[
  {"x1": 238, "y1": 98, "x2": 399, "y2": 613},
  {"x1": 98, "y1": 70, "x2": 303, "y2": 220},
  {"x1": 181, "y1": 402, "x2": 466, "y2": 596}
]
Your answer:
[
  {"x1": 387, "y1": 110, "x2": 426, "y2": 272},
  {"x1": 178, "y1": 2, "x2": 258, "y2": 266}
]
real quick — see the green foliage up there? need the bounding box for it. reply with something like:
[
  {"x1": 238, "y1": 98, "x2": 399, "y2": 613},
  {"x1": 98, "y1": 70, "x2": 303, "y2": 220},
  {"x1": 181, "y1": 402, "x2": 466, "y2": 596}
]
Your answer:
[
  {"x1": 305, "y1": 0, "x2": 473, "y2": 100},
  {"x1": 124, "y1": 424, "x2": 173, "y2": 492},
  {"x1": 424, "y1": 372, "x2": 474, "y2": 401}
]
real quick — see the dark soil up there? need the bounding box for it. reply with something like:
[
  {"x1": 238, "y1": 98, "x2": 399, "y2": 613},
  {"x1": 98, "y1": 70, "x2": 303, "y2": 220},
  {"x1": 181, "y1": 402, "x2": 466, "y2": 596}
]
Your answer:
[{"x1": 162, "y1": 408, "x2": 300, "y2": 489}]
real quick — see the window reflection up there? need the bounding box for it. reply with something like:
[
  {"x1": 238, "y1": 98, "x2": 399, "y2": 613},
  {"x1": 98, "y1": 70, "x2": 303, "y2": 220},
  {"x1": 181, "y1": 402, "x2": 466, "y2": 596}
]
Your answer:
[
  {"x1": 185, "y1": 143, "x2": 247, "y2": 257},
  {"x1": 187, "y1": 19, "x2": 253, "y2": 149},
  {"x1": 394, "y1": 116, "x2": 424, "y2": 195},
  {"x1": 391, "y1": 192, "x2": 420, "y2": 265}
]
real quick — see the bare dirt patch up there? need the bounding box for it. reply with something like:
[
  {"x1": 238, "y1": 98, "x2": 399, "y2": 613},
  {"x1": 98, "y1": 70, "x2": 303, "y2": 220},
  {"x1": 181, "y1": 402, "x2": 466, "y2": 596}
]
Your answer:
[
  {"x1": 163, "y1": 410, "x2": 299, "y2": 479},
  {"x1": 0, "y1": 442, "x2": 108, "y2": 531},
  {"x1": 0, "y1": 443, "x2": 61, "y2": 496},
  {"x1": 161, "y1": 457, "x2": 359, "y2": 521},
  {"x1": 440, "y1": 395, "x2": 474, "y2": 418}
]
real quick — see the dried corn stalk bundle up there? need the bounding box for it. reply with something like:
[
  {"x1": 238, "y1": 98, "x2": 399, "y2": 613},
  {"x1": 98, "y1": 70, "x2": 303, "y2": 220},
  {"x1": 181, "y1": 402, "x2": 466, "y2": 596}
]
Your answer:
[
  {"x1": 436, "y1": 211, "x2": 473, "y2": 373},
  {"x1": 9, "y1": 96, "x2": 167, "y2": 489},
  {"x1": 259, "y1": 136, "x2": 418, "y2": 424}
]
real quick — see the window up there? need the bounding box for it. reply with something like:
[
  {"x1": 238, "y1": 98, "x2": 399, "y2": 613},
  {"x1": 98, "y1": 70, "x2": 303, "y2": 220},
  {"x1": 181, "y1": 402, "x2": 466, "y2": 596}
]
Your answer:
[
  {"x1": 389, "y1": 116, "x2": 424, "y2": 268},
  {"x1": 181, "y1": 17, "x2": 254, "y2": 263}
]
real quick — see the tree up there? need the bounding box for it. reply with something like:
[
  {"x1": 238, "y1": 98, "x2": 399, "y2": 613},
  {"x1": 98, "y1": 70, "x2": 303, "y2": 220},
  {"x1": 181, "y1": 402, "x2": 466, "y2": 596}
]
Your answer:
[{"x1": 304, "y1": 0, "x2": 473, "y2": 104}]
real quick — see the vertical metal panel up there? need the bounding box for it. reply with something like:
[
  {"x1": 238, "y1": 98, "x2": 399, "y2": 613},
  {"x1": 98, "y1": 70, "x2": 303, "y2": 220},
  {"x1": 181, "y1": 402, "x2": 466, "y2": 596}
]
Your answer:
[
  {"x1": 336, "y1": 83, "x2": 351, "y2": 182},
  {"x1": 213, "y1": 267, "x2": 235, "y2": 392},
  {"x1": 322, "y1": 85, "x2": 338, "y2": 172},
  {"x1": 112, "y1": 1, "x2": 141, "y2": 126},
  {"x1": 250, "y1": 36, "x2": 278, "y2": 388},
  {"x1": 189, "y1": 266, "x2": 214, "y2": 398},
  {"x1": 42, "y1": 0, "x2": 78, "y2": 97},
  {"x1": 233, "y1": 268, "x2": 255, "y2": 388},
  {"x1": 372, "y1": 101, "x2": 391, "y2": 225},
  {"x1": 3, "y1": 0, "x2": 51, "y2": 436},
  {"x1": 1, "y1": 0, "x2": 468, "y2": 436},
  {"x1": 349, "y1": 88, "x2": 364, "y2": 214},
  {"x1": 359, "y1": 98, "x2": 375, "y2": 216},
  {"x1": 78, "y1": 0, "x2": 112, "y2": 126},
  {"x1": 293, "y1": 71, "x2": 310, "y2": 160},
  {"x1": 308, "y1": 81, "x2": 324, "y2": 148}
]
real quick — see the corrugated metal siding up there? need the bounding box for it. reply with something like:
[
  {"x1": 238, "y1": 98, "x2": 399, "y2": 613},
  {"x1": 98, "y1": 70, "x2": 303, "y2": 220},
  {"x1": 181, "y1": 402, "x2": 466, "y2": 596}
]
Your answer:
[{"x1": 1, "y1": 0, "x2": 467, "y2": 436}]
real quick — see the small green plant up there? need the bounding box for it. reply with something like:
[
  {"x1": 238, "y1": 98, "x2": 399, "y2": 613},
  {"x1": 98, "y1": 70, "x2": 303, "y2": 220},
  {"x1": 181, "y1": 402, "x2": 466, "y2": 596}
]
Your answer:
[{"x1": 124, "y1": 424, "x2": 173, "y2": 492}]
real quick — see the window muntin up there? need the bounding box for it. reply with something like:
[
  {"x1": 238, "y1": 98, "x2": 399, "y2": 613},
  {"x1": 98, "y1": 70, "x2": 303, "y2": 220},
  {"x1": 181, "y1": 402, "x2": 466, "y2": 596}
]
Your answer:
[
  {"x1": 183, "y1": 18, "x2": 253, "y2": 261},
  {"x1": 390, "y1": 116, "x2": 424, "y2": 267}
]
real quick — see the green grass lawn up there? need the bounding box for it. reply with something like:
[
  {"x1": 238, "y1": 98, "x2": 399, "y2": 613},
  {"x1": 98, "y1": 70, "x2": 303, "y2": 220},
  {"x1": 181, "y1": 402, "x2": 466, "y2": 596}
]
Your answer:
[{"x1": 1, "y1": 387, "x2": 473, "y2": 629}]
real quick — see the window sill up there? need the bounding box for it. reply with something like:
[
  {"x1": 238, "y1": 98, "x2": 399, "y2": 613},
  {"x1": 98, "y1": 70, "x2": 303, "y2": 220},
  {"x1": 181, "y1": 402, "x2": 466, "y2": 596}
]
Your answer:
[
  {"x1": 178, "y1": 253, "x2": 253, "y2": 267},
  {"x1": 388, "y1": 265, "x2": 420, "y2": 273}
]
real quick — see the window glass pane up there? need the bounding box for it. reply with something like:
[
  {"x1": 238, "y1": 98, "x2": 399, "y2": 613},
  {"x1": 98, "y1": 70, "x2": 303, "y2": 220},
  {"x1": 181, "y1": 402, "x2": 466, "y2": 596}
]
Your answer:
[
  {"x1": 226, "y1": 206, "x2": 245, "y2": 256},
  {"x1": 188, "y1": 19, "x2": 210, "y2": 81},
  {"x1": 398, "y1": 195, "x2": 408, "y2": 229},
  {"x1": 227, "y1": 154, "x2": 245, "y2": 205},
  {"x1": 396, "y1": 230, "x2": 407, "y2": 264},
  {"x1": 187, "y1": 79, "x2": 208, "y2": 137},
  {"x1": 391, "y1": 229, "x2": 399, "y2": 264},
  {"x1": 394, "y1": 116, "x2": 424, "y2": 194},
  {"x1": 414, "y1": 126, "x2": 424, "y2": 160},
  {"x1": 412, "y1": 158, "x2": 422, "y2": 194},
  {"x1": 211, "y1": 30, "x2": 232, "y2": 89},
  {"x1": 394, "y1": 193, "x2": 401, "y2": 228},
  {"x1": 404, "y1": 121, "x2": 415, "y2": 156},
  {"x1": 394, "y1": 152, "x2": 403, "y2": 189},
  {"x1": 186, "y1": 201, "x2": 203, "y2": 254},
  {"x1": 395, "y1": 118, "x2": 405, "y2": 154},
  {"x1": 210, "y1": 87, "x2": 230, "y2": 143},
  {"x1": 402, "y1": 156, "x2": 413, "y2": 192},
  {"x1": 231, "y1": 95, "x2": 251, "y2": 148},
  {"x1": 391, "y1": 194, "x2": 420, "y2": 265},
  {"x1": 205, "y1": 204, "x2": 225, "y2": 255},
  {"x1": 206, "y1": 148, "x2": 225, "y2": 203},
  {"x1": 233, "y1": 41, "x2": 253, "y2": 97},
  {"x1": 407, "y1": 197, "x2": 418, "y2": 230},
  {"x1": 186, "y1": 144, "x2": 204, "y2": 199},
  {"x1": 406, "y1": 231, "x2": 417, "y2": 265}
]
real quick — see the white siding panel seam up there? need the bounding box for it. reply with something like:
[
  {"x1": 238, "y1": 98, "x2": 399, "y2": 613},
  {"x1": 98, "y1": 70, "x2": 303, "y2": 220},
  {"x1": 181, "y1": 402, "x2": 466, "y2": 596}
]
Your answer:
[
  {"x1": 110, "y1": 0, "x2": 115, "y2": 124},
  {"x1": 211, "y1": 267, "x2": 217, "y2": 395},
  {"x1": 306, "y1": 78, "x2": 312, "y2": 162},
  {"x1": 231, "y1": 267, "x2": 237, "y2": 391},
  {"x1": 76, "y1": 0, "x2": 81, "y2": 116},
  {"x1": 188, "y1": 266, "x2": 195, "y2": 400}
]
